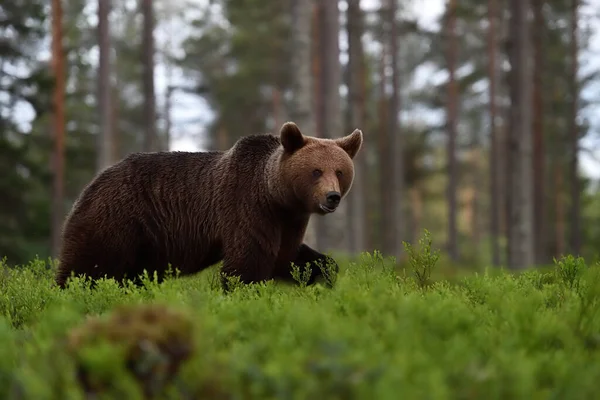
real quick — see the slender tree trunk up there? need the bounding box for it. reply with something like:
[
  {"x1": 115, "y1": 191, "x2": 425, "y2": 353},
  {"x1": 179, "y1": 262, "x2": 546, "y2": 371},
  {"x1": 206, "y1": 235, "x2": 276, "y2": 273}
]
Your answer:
[
  {"x1": 378, "y1": 45, "x2": 390, "y2": 254},
  {"x1": 216, "y1": 125, "x2": 228, "y2": 151},
  {"x1": 272, "y1": 88, "x2": 282, "y2": 131},
  {"x1": 507, "y1": 0, "x2": 534, "y2": 269},
  {"x1": 111, "y1": 83, "x2": 119, "y2": 161},
  {"x1": 532, "y1": 0, "x2": 545, "y2": 265},
  {"x1": 410, "y1": 185, "x2": 423, "y2": 244},
  {"x1": 346, "y1": 0, "x2": 368, "y2": 255},
  {"x1": 446, "y1": 0, "x2": 459, "y2": 261},
  {"x1": 569, "y1": 0, "x2": 581, "y2": 255},
  {"x1": 51, "y1": 0, "x2": 66, "y2": 258},
  {"x1": 378, "y1": 2, "x2": 395, "y2": 258},
  {"x1": 555, "y1": 164, "x2": 566, "y2": 256},
  {"x1": 97, "y1": 0, "x2": 113, "y2": 171},
  {"x1": 165, "y1": 85, "x2": 174, "y2": 150},
  {"x1": 471, "y1": 141, "x2": 482, "y2": 251},
  {"x1": 488, "y1": 0, "x2": 501, "y2": 266},
  {"x1": 291, "y1": 0, "x2": 318, "y2": 247},
  {"x1": 311, "y1": 1, "x2": 327, "y2": 249},
  {"x1": 141, "y1": 0, "x2": 157, "y2": 152},
  {"x1": 388, "y1": 0, "x2": 404, "y2": 258},
  {"x1": 318, "y1": 0, "x2": 345, "y2": 252}
]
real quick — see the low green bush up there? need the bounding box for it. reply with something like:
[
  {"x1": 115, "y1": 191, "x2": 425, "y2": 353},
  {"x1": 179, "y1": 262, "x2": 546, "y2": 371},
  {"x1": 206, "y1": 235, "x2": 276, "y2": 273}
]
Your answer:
[{"x1": 0, "y1": 234, "x2": 598, "y2": 399}]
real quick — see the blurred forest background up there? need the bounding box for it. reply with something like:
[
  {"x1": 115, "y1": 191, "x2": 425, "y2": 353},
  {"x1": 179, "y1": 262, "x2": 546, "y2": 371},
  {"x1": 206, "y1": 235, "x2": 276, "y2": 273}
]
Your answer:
[{"x1": 2, "y1": 0, "x2": 600, "y2": 272}]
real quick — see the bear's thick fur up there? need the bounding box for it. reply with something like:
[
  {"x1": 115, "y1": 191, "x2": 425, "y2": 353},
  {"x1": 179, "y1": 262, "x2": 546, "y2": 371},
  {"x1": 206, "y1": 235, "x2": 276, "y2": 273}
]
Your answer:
[{"x1": 55, "y1": 122, "x2": 363, "y2": 289}]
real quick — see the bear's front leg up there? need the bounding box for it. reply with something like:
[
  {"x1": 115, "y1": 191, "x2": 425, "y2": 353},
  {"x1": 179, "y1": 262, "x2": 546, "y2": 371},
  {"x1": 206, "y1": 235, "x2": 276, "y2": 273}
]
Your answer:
[
  {"x1": 219, "y1": 238, "x2": 278, "y2": 291},
  {"x1": 277, "y1": 243, "x2": 339, "y2": 287}
]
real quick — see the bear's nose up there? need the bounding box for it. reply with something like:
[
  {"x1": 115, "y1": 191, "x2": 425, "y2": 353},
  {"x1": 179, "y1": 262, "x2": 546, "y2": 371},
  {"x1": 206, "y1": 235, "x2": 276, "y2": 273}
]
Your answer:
[{"x1": 326, "y1": 191, "x2": 341, "y2": 208}]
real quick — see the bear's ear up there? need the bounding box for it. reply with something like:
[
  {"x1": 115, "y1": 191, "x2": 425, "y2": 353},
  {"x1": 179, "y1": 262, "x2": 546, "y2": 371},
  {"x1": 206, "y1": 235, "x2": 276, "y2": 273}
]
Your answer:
[
  {"x1": 335, "y1": 129, "x2": 363, "y2": 159},
  {"x1": 280, "y1": 121, "x2": 306, "y2": 153}
]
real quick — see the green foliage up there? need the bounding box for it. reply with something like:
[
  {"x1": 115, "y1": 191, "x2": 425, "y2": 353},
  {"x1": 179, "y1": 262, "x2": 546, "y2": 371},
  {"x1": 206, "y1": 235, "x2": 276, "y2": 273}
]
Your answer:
[
  {"x1": 178, "y1": 0, "x2": 292, "y2": 147},
  {"x1": 554, "y1": 254, "x2": 586, "y2": 291},
  {"x1": 403, "y1": 229, "x2": 441, "y2": 289},
  {"x1": 0, "y1": 253, "x2": 599, "y2": 398},
  {"x1": 290, "y1": 256, "x2": 339, "y2": 289},
  {"x1": 0, "y1": 1, "x2": 53, "y2": 264},
  {"x1": 290, "y1": 262, "x2": 313, "y2": 288}
]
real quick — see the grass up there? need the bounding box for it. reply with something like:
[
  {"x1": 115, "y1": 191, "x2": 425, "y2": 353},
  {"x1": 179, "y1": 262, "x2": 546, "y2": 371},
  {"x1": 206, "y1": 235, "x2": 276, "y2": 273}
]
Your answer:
[{"x1": 0, "y1": 232, "x2": 599, "y2": 399}]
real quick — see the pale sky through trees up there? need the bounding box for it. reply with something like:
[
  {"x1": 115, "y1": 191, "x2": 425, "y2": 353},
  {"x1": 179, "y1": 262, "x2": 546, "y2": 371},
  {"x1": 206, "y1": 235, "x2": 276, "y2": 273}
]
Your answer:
[
  {"x1": 159, "y1": 0, "x2": 600, "y2": 180},
  {"x1": 9, "y1": 0, "x2": 600, "y2": 178}
]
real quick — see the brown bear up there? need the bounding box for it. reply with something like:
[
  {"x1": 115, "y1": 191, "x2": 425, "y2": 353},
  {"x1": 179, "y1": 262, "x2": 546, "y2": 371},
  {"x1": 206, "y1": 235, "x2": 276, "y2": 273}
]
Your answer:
[{"x1": 55, "y1": 121, "x2": 363, "y2": 289}]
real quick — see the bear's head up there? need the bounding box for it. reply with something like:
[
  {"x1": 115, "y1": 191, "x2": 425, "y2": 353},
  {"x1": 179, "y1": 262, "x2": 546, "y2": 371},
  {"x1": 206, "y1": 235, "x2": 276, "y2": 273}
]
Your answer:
[{"x1": 276, "y1": 121, "x2": 363, "y2": 215}]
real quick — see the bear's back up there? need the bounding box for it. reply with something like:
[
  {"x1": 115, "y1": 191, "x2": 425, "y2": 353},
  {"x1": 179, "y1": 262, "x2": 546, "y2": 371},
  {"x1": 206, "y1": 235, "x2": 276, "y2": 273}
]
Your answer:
[
  {"x1": 67, "y1": 150, "x2": 223, "y2": 230},
  {"x1": 227, "y1": 134, "x2": 281, "y2": 163}
]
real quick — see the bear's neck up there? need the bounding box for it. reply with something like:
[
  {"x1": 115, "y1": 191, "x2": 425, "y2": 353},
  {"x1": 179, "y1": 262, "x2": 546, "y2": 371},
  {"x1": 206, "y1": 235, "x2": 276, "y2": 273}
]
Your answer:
[
  {"x1": 265, "y1": 149, "x2": 287, "y2": 206},
  {"x1": 265, "y1": 149, "x2": 308, "y2": 219}
]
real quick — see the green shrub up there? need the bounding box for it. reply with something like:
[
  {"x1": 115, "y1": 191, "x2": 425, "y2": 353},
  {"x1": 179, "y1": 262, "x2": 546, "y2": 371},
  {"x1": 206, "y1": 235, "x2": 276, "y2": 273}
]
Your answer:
[{"x1": 0, "y1": 238, "x2": 599, "y2": 399}]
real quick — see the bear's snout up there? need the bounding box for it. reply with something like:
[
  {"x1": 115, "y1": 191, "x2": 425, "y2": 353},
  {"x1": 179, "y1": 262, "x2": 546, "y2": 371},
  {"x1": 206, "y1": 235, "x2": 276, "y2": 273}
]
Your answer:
[
  {"x1": 325, "y1": 191, "x2": 341, "y2": 208},
  {"x1": 319, "y1": 191, "x2": 341, "y2": 213}
]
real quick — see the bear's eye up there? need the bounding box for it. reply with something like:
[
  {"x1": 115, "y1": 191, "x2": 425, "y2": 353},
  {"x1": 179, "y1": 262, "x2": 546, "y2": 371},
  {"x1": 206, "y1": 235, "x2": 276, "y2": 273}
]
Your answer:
[
  {"x1": 312, "y1": 169, "x2": 322, "y2": 178},
  {"x1": 336, "y1": 170, "x2": 343, "y2": 178}
]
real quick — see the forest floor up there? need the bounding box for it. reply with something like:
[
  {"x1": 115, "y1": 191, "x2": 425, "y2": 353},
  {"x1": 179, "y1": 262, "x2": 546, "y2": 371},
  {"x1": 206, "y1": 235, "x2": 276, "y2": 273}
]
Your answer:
[{"x1": 0, "y1": 233, "x2": 599, "y2": 399}]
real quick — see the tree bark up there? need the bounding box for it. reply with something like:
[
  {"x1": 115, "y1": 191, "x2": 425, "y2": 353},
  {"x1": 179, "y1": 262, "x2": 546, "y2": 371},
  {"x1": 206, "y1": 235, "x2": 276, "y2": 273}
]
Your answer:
[
  {"x1": 507, "y1": 0, "x2": 534, "y2": 269},
  {"x1": 410, "y1": 185, "x2": 423, "y2": 244},
  {"x1": 97, "y1": 0, "x2": 113, "y2": 171},
  {"x1": 272, "y1": 88, "x2": 282, "y2": 132},
  {"x1": 446, "y1": 0, "x2": 459, "y2": 261},
  {"x1": 378, "y1": 1, "x2": 395, "y2": 258},
  {"x1": 317, "y1": 0, "x2": 346, "y2": 252},
  {"x1": 51, "y1": 0, "x2": 66, "y2": 258},
  {"x1": 165, "y1": 85, "x2": 174, "y2": 150},
  {"x1": 346, "y1": 0, "x2": 368, "y2": 255},
  {"x1": 532, "y1": 0, "x2": 545, "y2": 265},
  {"x1": 569, "y1": 0, "x2": 581, "y2": 255},
  {"x1": 555, "y1": 164, "x2": 566, "y2": 256},
  {"x1": 471, "y1": 141, "x2": 482, "y2": 252},
  {"x1": 310, "y1": 1, "x2": 326, "y2": 249},
  {"x1": 141, "y1": 0, "x2": 157, "y2": 152},
  {"x1": 488, "y1": 0, "x2": 501, "y2": 266},
  {"x1": 388, "y1": 0, "x2": 404, "y2": 258},
  {"x1": 378, "y1": 41, "x2": 391, "y2": 255},
  {"x1": 291, "y1": 0, "x2": 318, "y2": 247}
]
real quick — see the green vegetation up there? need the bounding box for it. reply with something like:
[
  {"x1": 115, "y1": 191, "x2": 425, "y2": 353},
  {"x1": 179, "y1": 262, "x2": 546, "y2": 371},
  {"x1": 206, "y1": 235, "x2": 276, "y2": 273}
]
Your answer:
[{"x1": 0, "y1": 234, "x2": 599, "y2": 399}]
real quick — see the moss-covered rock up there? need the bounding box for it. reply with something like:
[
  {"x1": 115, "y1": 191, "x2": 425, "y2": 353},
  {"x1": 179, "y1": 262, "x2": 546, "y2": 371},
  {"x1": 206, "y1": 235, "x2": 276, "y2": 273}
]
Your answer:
[{"x1": 67, "y1": 304, "x2": 195, "y2": 398}]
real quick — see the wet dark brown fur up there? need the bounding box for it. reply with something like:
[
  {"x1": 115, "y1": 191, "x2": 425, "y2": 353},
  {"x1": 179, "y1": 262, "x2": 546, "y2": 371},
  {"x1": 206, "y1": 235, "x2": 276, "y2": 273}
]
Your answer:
[{"x1": 55, "y1": 122, "x2": 363, "y2": 289}]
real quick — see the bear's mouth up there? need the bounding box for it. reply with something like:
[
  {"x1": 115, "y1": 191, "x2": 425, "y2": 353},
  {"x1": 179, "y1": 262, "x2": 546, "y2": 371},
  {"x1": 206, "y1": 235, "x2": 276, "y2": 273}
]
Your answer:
[{"x1": 319, "y1": 204, "x2": 336, "y2": 213}]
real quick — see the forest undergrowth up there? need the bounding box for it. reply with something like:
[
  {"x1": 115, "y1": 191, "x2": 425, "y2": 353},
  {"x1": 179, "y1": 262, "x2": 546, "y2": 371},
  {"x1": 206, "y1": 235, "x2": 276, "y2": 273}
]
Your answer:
[{"x1": 0, "y1": 231, "x2": 599, "y2": 399}]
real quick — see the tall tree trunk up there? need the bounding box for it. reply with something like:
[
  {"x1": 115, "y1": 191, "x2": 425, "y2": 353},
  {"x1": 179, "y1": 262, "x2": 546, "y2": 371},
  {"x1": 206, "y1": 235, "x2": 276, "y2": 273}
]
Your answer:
[
  {"x1": 165, "y1": 85, "x2": 174, "y2": 150},
  {"x1": 291, "y1": 0, "x2": 318, "y2": 247},
  {"x1": 141, "y1": 0, "x2": 157, "y2": 152},
  {"x1": 410, "y1": 185, "x2": 423, "y2": 243},
  {"x1": 97, "y1": 0, "x2": 113, "y2": 171},
  {"x1": 471, "y1": 140, "x2": 482, "y2": 252},
  {"x1": 388, "y1": 0, "x2": 404, "y2": 258},
  {"x1": 569, "y1": 0, "x2": 581, "y2": 255},
  {"x1": 51, "y1": 0, "x2": 66, "y2": 258},
  {"x1": 378, "y1": 43, "x2": 390, "y2": 254},
  {"x1": 507, "y1": 0, "x2": 534, "y2": 269},
  {"x1": 311, "y1": 1, "x2": 327, "y2": 249},
  {"x1": 555, "y1": 164, "x2": 566, "y2": 256},
  {"x1": 488, "y1": 0, "x2": 501, "y2": 266},
  {"x1": 532, "y1": 0, "x2": 545, "y2": 265},
  {"x1": 318, "y1": 0, "x2": 345, "y2": 252},
  {"x1": 446, "y1": 0, "x2": 459, "y2": 261},
  {"x1": 378, "y1": 2, "x2": 394, "y2": 258},
  {"x1": 272, "y1": 88, "x2": 282, "y2": 131},
  {"x1": 216, "y1": 124, "x2": 228, "y2": 151},
  {"x1": 111, "y1": 84, "x2": 119, "y2": 160},
  {"x1": 346, "y1": 0, "x2": 368, "y2": 255}
]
